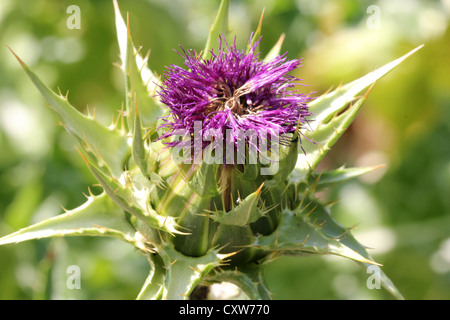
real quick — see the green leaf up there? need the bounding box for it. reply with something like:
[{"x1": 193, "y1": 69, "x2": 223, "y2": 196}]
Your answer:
[
  {"x1": 157, "y1": 245, "x2": 227, "y2": 300},
  {"x1": 292, "y1": 166, "x2": 385, "y2": 192},
  {"x1": 136, "y1": 254, "x2": 166, "y2": 300},
  {"x1": 253, "y1": 198, "x2": 404, "y2": 299},
  {"x1": 186, "y1": 160, "x2": 220, "y2": 198},
  {"x1": 308, "y1": 45, "x2": 424, "y2": 128},
  {"x1": 296, "y1": 45, "x2": 424, "y2": 179},
  {"x1": 212, "y1": 184, "x2": 264, "y2": 227},
  {"x1": 204, "y1": 265, "x2": 272, "y2": 300},
  {"x1": 132, "y1": 103, "x2": 149, "y2": 177},
  {"x1": 78, "y1": 151, "x2": 184, "y2": 235},
  {"x1": 299, "y1": 97, "x2": 367, "y2": 181},
  {"x1": 254, "y1": 199, "x2": 380, "y2": 265},
  {"x1": 202, "y1": 0, "x2": 229, "y2": 60},
  {"x1": 113, "y1": 0, "x2": 163, "y2": 130},
  {"x1": 263, "y1": 33, "x2": 285, "y2": 62},
  {"x1": 264, "y1": 142, "x2": 298, "y2": 187},
  {"x1": 172, "y1": 194, "x2": 212, "y2": 257},
  {"x1": 0, "y1": 193, "x2": 136, "y2": 246},
  {"x1": 8, "y1": 47, "x2": 130, "y2": 177},
  {"x1": 246, "y1": 9, "x2": 264, "y2": 54}
]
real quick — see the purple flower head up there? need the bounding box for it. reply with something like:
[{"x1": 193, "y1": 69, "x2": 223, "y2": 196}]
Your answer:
[{"x1": 158, "y1": 35, "x2": 312, "y2": 165}]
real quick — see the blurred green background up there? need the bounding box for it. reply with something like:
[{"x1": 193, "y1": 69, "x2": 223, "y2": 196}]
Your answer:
[{"x1": 0, "y1": 0, "x2": 449, "y2": 300}]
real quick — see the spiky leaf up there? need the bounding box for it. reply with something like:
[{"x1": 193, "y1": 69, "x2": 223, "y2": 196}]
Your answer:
[
  {"x1": 296, "y1": 45, "x2": 424, "y2": 180},
  {"x1": 202, "y1": 0, "x2": 229, "y2": 60},
  {"x1": 8, "y1": 48, "x2": 130, "y2": 177},
  {"x1": 212, "y1": 184, "x2": 264, "y2": 227},
  {"x1": 114, "y1": 0, "x2": 163, "y2": 130},
  {"x1": 204, "y1": 265, "x2": 272, "y2": 300},
  {"x1": 186, "y1": 161, "x2": 221, "y2": 198},
  {"x1": 253, "y1": 198, "x2": 404, "y2": 299},
  {"x1": 132, "y1": 103, "x2": 149, "y2": 177},
  {"x1": 296, "y1": 165, "x2": 386, "y2": 192},
  {"x1": 137, "y1": 254, "x2": 166, "y2": 300},
  {"x1": 263, "y1": 33, "x2": 285, "y2": 63},
  {"x1": 0, "y1": 193, "x2": 135, "y2": 246},
  {"x1": 157, "y1": 245, "x2": 227, "y2": 300},
  {"x1": 254, "y1": 199, "x2": 379, "y2": 265},
  {"x1": 78, "y1": 150, "x2": 183, "y2": 235}
]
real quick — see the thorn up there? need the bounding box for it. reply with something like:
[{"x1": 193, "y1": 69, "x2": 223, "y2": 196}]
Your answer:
[
  {"x1": 262, "y1": 203, "x2": 278, "y2": 216},
  {"x1": 316, "y1": 219, "x2": 326, "y2": 229},
  {"x1": 218, "y1": 260, "x2": 231, "y2": 267},
  {"x1": 257, "y1": 8, "x2": 265, "y2": 31},
  {"x1": 112, "y1": 62, "x2": 122, "y2": 70},
  {"x1": 280, "y1": 183, "x2": 290, "y2": 198},
  {"x1": 93, "y1": 224, "x2": 107, "y2": 232},
  {"x1": 347, "y1": 222, "x2": 362, "y2": 231},
  {"x1": 169, "y1": 259, "x2": 178, "y2": 267},
  {"x1": 156, "y1": 227, "x2": 164, "y2": 244},
  {"x1": 5, "y1": 44, "x2": 27, "y2": 67},
  {"x1": 92, "y1": 143, "x2": 107, "y2": 167},
  {"x1": 325, "y1": 198, "x2": 340, "y2": 208},
  {"x1": 142, "y1": 128, "x2": 153, "y2": 141},
  {"x1": 188, "y1": 266, "x2": 201, "y2": 273},
  {"x1": 274, "y1": 32, "x2": 285, "y2": 49},
  {"x1": 114, "y1": 104, "x2": 125, "y2": 129},
  {"x1": 300, "y1": 233, "x2": 310, "y2": 246},
  {"x1": 333, "y1": 230, "x2": 348, "y2": 242},
  {"x1": 144, "y1": 202, "x2": 152, "y2": 217},
  {"x1": 322, "y1": 86, "x2": 334, "y2": 96},
  {"x1": 81, "y1": 132, "x2": 93, "y2": 151},
  {"x1": 372, "y1": 163, "x2": 388, "y2": 171},
  {"x1": 128, "y1": 193, "x2": 134, "y2": 206},
  {"x1": 256, "y1": 182, "x2": 265, "y2": 195},
  {"x1": 135, "y1": 45, "x2": 143, "y2": 56},
  {"x1": 56, "y1": 121, "x2": 68, "y2": 130},
  {"x1": 142, "y1": 50, "x2": 150, "y2": 66},
  {"x1": 216, "y1": 266, "x2": 225, "y2": 273},
  {"x1": 303, "y1": 203, "x2": 318, "y2": 219},
  {"x1": 126, "y1": 12, "x2": 131, "y2": 39},
  {"x1": 75, "y1": 146, "x2": 90, "y2": 166},
  {"x1": 311, "y1": 170, "x2": 324, "y2": 192}
]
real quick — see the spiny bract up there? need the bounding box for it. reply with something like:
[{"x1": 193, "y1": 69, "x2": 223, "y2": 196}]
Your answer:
[{"x1": 0, "y1": 0, "x2": 422, "y2": 300}]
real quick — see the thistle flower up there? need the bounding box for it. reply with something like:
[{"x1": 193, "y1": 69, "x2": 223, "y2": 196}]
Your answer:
[
  {"x1": 0, "y1": 0, "x2": 421, "y2": 300},
  {"x1": 158, "y1": 35, "x2": 311, "y2": 161}
]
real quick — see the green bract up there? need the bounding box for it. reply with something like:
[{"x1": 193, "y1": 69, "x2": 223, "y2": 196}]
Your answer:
[{"x1": 1, "y1": 0, "x2": 422, "y2": 300}]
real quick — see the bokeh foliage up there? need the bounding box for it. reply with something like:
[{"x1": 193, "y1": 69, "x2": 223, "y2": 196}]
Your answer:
[{"x1": 0, "y1": 0, "x2": 449, "y2": 299}]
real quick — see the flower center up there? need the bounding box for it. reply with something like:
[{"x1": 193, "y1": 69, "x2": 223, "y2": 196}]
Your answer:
[{"x1": 206, "y1": 82, "x2": 254, "y2": 117}]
